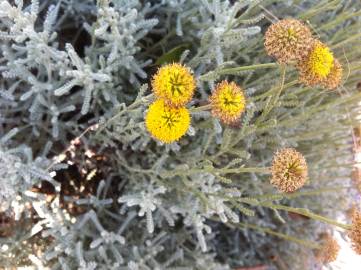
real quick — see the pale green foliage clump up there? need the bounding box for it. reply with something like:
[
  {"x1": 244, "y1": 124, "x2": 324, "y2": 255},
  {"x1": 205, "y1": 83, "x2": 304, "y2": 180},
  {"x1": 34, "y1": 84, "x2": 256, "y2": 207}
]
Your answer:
[{"x1": 1, "y1": 0, "x2": 361, "y2": 269}]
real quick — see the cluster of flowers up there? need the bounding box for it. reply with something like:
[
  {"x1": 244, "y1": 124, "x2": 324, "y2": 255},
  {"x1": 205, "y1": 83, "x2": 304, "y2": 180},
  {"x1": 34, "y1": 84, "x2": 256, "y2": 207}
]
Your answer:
[
  {"x1": 145, "y1": 63, "x2": 246, "y2": 143},
  {"x1": 145, "y1": 19, "x2": 343, "y2": 147},
  {"x1": 256, "y1": 146, "x2": 361, "y2": 264},
  {"x1": 143, "y1": 18, "x2": 360, "y2": 265},
  {"x1": 265, "y1": 18, "x2": 343, "y2": 89},
  {"x1": 269, "y1": 132, "x2": 361, "y2": 264},
  {"x1": 315, "y1": 206, "x2": 361, "y2": 264},
  {"x1": 264, "y1": 19, "x2": 361, "y2": 265}
]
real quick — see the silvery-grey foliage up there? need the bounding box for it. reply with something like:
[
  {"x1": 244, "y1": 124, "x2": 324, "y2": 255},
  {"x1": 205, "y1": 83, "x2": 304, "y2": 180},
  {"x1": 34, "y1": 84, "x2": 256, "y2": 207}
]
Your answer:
[
  {"x1": 1, "y1": 0, "x2": 361, "y2": 269},
  {"x1": 0, "y1": 128, "x2": 51, "y2": 212}
]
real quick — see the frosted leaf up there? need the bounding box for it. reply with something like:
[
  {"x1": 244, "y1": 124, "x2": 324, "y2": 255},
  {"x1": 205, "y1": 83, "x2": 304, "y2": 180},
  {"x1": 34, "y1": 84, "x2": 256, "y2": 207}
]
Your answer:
[
  {"x1": 44, "y1": 3, "x2": 60, "y2": 33},
  {"x1": 79, "y1": 261, "x2": 97, "y2": 270},
  {"x1": 30, "y1": 0, "x2": 39, "y2": 15},
  {"x1": 118, "y1": 185, "x2": 166, "y2": 233},
  {"x1": 0, "y1": 145, "x2": 51, "y2": 211},
  {"x1": 213, "y1": 119, "x2": 222, "y2": 134},
  {"x1": 54, "y1": 80, "x2": 78, "y2": 96},
  {"x1": 187, "y1": 125, "x2": 196, "y2": 136}
]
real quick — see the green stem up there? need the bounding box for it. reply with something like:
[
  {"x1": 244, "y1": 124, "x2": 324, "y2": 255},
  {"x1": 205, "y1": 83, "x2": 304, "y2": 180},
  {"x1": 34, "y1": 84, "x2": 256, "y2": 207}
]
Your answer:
[
  {"x1": 319, "y1": 10, "x2": 361, "y2": 31},
  {"x1": 332, "y1": 32, "x2": 361, "y2": 49},
  {"x1": 280, "y1": 187, "x2": 351, "y2": 198},
  {"x1": 95, "y1": 94, "x2": 154, "y2": 135},
  {"x1": 249, "y1": 80, "x2": 298, "y2": 102},
  {"x1": 190, "y1": 104, "x2": 212, "y2": 113},
  {"x1": 255, "y1": 65, "x2": 286, "y2": 125},
  {"x1": 241, "y1": 200, "x2": 351, "y2": 230},
  {"x1": 231, "y1": 222, "x2": 320, "y2": 249},
  {"x1": 247, "y1": 186, "x2": 350, "y2": 201},
  {"x1": 298, "y1": 0, "x2": 339, "y2": 20},
  {"x1": 277, "y1": 91, "x2": 361, "y2": 128},
  {"x1": 218, "y1": 63, "x2": 278, "y2": 75},
  {"x1": 159, "y1": 166, "x2": 270, "y2": 178}
]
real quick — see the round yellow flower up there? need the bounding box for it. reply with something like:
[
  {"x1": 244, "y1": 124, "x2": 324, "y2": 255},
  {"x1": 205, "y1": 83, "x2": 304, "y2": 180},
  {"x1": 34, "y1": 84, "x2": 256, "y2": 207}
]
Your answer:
[
  {"x1": 145, "y1": 99, "x2": 190, "y2": 144},
  {"x1": 307, "y1": 42, "x2": 334, "y2": 77},
  {"x1": 264, "y1": 18, "x2": 313, "y2": 64},
  {"x1": 298, "y1": 41, "x2": 334, "y2": 86},
  {"x1": 270, "y1": 148, "x2": 308, "y2": 193},
  {"x1": 152, "y1": 63, "x2": 196, "y2": 107},
  {"x1": 209, "y1": 81, "x2": 246, "y2": 125}
]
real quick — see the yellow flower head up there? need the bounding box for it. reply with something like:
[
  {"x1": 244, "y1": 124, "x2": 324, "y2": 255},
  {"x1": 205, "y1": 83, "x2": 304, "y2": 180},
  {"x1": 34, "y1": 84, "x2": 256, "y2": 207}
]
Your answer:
[
  {"x1": 264, "y1": 19, "x2": 313, "y2": 64},
  {"x1": 349, "y1": 209, "x2": 361, "y2": 255},
  {"x1": 307, "y1": 42, "x2": 334, "y2": 77},
  {"x1": 209, "y1": 81, "x2": 246, "y2": 125},
  {"x1": 315, "y1": 233, "x2": 340, "y2": 264},
  {"x1": 270, "y1": 148, "x2": 308, "y2": 193},
  {"x1": 321, "y1": 59, "x2": 343, "y2": 90},
  {"x1": 152, "y1": 63, "x2": 196, "y2": 107},
  {"x1": 145, "y1": 99, "x2": 190, "y2": 144},
  {"x1": 298, "y1": 41, "x2": 334, "y2": 86}
]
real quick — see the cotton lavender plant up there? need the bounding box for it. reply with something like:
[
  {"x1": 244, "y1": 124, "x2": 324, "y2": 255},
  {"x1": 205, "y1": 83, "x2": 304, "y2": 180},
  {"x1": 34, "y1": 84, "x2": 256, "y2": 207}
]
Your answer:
[{"x1": 1, "y1": 0, "x2": 361, "y2": 269}]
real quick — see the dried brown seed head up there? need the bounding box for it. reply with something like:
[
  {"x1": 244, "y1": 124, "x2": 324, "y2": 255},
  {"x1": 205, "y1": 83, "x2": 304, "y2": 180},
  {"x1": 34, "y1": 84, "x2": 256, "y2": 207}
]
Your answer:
[
  {"x1": 321, "y1": 59, "x2": 343, "y2": 90},
  {"x1": 264, "y1": 19, "x2": 313, "y2": 64},
  {"x1": 349, "y1": 210, "x2": 361, "y2": 254},
  {"x1": 315, "y1": 233, "x2": 340, "y2": 264},
  {"x1": 270, "y1": 148, "x2": 308, "y2": 193}
]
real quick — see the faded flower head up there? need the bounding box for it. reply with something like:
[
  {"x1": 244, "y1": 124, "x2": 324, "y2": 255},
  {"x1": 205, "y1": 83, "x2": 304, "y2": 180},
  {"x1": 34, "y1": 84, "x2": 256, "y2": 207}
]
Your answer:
[
  {"x1": 349, "y1": 209, "x2": 361, "y2": 254},
  {"x1": 346, "y1": 204, "x2": 358, "y2": 220},
  {"x1": 152, "y1": 63, "x2": 196, "y2": 107},
  {"x1": 315, "y1": 233, "x2": 340, "y2": 264},
  {"x1": 298, "y1": 41, "x2": 334, "y2": 86},
  {"x1": 145, "y1": 99, "x2": 190, "y2": 144},
  {"x1": 321, "y1": 59, "x2": 343, "y2": 90},
  {"x1": 270, "y1": 148, "x2": 308, "y2": 193},
  {"x1": 264, "y1": 18, "x2": 313, "y2": 64},
  {"x1": 209, "y1": 81, "x2": 246, "y2": 125}
]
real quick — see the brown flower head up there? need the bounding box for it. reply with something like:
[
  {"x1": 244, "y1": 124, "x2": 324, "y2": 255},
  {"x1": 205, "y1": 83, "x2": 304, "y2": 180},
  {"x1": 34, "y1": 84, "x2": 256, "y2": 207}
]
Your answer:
[
  {"x1": 346, "y1": 204, "x2": 358, "y2": 220},
  {"x1": 270, "y1": 148, "x2": 308, "y2": 193},
  {"x1": 351, "y1": 168, "x2": 361, "y2": 194},
  {"x1": 315, "y1": 233, "x2": 340, "y2": 264},
  {"x1": 349, "y1": 210, "x2": 361, "y2": 254},
  {"x1": 321, "y1": 59, "x2": 343, "y2": 90},
  {"x1": 264, "y1": 18, "x2": 313, "y2": 64}
]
